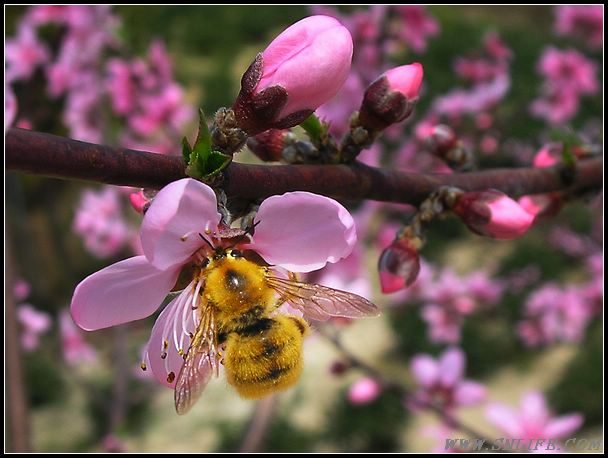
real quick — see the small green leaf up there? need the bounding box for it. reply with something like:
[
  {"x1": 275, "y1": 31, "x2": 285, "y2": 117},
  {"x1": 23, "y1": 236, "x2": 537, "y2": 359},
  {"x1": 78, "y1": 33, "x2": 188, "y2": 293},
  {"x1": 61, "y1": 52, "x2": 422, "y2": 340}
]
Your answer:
[
  {"x1": 194, "y1": 108, "x2": 212, "y2": 156},
  {"x1": 182, "y1": 137, "x2": 192, "y2": 163},
  {"x1": 300, "y1": 114, "x2": 327, "y2": 142},
  {"x1": 184, "y1": 108, "x2": 233, "y2": 180}
]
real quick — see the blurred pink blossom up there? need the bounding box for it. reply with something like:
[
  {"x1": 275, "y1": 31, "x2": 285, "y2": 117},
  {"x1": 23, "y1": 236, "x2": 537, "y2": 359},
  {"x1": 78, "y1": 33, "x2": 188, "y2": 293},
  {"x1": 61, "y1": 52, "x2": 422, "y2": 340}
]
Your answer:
[
  {"x1": 537, "y1": 47, "x2": 598, "y2": 95},
  {"x1": 317, "y1": 72, "x2": 364, "y2": 137},
  {"x1": 5, "y1": 24, "x2": 50, "y2": 83},
  {"x1": 531, "y1": 47, "x2": 598, "y2": 125},
  {"x1": 73, "y1": 186, "x2": 132, "y2": 259},
  {"x1": 419, "y1": 268, "x2": 503, "y2": 344},
  {"x1": 555, "y1": 5, "x2": 603, "y2": 49},
  {"x1": 394, "y1": 5, "x2": 440, "y2": 53},
  {"x1": 13, "y1": 279, "x2": 32, "y2": 302},
  {"x1": 347, "y1": 377, "x2": 382, "y2": 405},
  {"x1": 518, "y1": 283, "x2": 594, "y2": 347},
  {"x1": 409, "y1": 347, "x2": 486, "y2": 412},
  {"x1": 17, "y1": 304, "x2": 52, "y2": 351},
  {"x1": 59, "y1": 309, "x2": 97, "y2": 365},
  {"x1": 486, "y1": 391, "x2": 583, "y2": 445},
  {"x1": 433, "y1": 75, "x2": 510, "y2": 120}
]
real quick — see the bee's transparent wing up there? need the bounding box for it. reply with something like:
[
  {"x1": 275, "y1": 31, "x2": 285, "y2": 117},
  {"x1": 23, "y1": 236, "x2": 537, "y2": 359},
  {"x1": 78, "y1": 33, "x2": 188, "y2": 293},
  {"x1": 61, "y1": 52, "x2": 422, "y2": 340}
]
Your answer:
[
  {"x1": 265, "y1": 276, "x2": 380, "y2": 321},
  {"x1": 174, "y1": 306, "x2": 220, "y2": 415}
]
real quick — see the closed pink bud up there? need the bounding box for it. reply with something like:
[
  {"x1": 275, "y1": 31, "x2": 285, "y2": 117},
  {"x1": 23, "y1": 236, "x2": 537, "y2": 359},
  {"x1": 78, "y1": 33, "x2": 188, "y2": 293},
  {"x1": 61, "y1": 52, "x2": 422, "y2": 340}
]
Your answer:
[
  {"x1": 347, "y1": 377, "x2": 382, "y2": 405},
  {"x1": 452, "y1": 190, "x2": 534, "y2": 240},
  {"x1": 234, "y1": 15, "x2": 353, "y2": 135},
  {"x1": 518, "y1": 193, "x2": 563, "y2": 219},
  {"x1": 378, "y1": 237, "x2": 421, "y2": 293},
  {"x1": 533, "y1": 143, "x2": 562, "y2": 168},
  {"x1": 385, "y1": 63, "x2": 424, "y2": 99},
  {"x1": 359, "y1": 63, "x2": 424, "y2": 131}
]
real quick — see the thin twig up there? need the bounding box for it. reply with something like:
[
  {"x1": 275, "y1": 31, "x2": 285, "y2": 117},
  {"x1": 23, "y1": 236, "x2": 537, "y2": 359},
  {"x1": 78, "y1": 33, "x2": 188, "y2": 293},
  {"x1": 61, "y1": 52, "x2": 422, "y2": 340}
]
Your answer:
[
  {"x1": 6, "y1": 128, "x2": 602, "y2": 206},
  {"x1": 318, "y1": 327, "x2": 498, "y2": 447},
  {"x1": 238, "y1": 394, "x2": 277, "y2": 452},
  {"x1": 5, "y1": 227, "x2": 32, "y2": 452}
]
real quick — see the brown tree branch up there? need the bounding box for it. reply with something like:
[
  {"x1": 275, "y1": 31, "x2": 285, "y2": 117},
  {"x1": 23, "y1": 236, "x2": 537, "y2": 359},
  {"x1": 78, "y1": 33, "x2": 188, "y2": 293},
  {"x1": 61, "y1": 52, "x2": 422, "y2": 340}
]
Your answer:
[{"x1": 5, "y1": 128, "x2": 602, "y2": 205}]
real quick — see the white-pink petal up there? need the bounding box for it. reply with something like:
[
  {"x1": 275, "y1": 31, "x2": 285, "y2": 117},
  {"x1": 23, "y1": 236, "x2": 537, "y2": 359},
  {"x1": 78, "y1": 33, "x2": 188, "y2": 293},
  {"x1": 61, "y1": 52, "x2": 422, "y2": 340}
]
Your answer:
[
  {"x1": 520, "y1": 391, "x2": 550, "y2": 428},
  {"x1": 453, "y1": 380, "x2": 486, "y2": 406},
  {"x1": 145, "y1": 286, "x2": 200, "y2": 388},
  {"x1": 71, "y1": 256, "x2": 179, "y2": 331},
  {"x1": 486, "y1": 403, "x2": 524, "y2": 438},
  {"x1": 250, "y1": 191, "x2": 356, "y2": 272},
  {"x1": 410, "y1": 354, "x2": 440, "y2": 387},
  {"x1": 141, "y1": 179, "x2": 221, "y2": 271},
  {"x1": 543, "y1": 414, "x2": 584, "y2": 438},
  {"x1": 439, "y1": 347, "x2": 465, "y2": 387}
]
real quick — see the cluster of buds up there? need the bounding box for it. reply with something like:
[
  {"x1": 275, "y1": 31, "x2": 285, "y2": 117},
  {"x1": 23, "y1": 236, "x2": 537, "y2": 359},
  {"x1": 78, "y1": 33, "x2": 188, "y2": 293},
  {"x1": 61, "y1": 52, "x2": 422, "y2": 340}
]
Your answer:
[
  {"x1": 197, "y1": 15, "x2": 426, "y2": 169},
  {"x1": 379, "y1": 187, "x2": 535, "y2": 293},
  {"x1": 420, "y1": 123, "x2": 474, "y2": 170}
]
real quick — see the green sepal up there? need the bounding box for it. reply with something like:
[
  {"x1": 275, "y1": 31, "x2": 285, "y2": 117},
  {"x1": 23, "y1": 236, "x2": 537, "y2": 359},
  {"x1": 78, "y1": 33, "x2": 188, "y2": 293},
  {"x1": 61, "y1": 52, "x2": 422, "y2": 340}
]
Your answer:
[
  {"x1": 300, "y1": 113, "x2": 328, "y2": 143},
  {"x1": 184, "y1": 109, "x2": 232, "y2": 180}
]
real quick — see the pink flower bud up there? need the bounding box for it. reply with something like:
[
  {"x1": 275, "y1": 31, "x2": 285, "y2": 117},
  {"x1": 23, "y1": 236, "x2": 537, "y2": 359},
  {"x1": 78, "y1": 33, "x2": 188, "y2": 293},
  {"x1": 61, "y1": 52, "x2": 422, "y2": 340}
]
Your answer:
[
  {"x1": 347, "y1": 377, "x2": 382, "y2": 405},
  {"x1": 359, "y1": 63, "x2": 423, "y2": 131},
  {"x1": 378, "y1": 237, "x2": 421, "y2": 293},
  {"x1": 234, "y1": 15, "x2": 353, "y2": 135},
  {"x1": 452, "y1": 190, "x2": 534, "y2": 240},
  {"x1": 385, "y1": 63, "x2": 424, "y2": 99},
  {"x1": 533, "y1": 143, "x2": 562, "y2": 168},
  {"x1": 518, "y1": 193, "x2": 563, "y2": 219}
]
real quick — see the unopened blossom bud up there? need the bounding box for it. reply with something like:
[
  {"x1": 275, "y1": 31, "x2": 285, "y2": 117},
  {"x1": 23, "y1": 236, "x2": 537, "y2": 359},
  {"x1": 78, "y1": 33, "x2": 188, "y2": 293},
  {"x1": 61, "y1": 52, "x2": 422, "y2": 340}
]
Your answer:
[
  {"x1": 246, "y1": 129, "x2": 290, "y2": 162},
  {"x1": 359, "y1": 63, "x2": 423, "y2": 131},
  {"x1": 533, "y1": 143, "x2": 562, "y2": 168},
  {"x1": 518, "y1": 193, "x2": 563, "y2": 220},
  {"x1": 129, "y1": 188, "x2": 156, "y2": 214},
  {"x1": 234, "y1": 15, "x2": 353, "y2": 135},
  {"x1": 378, "y1": 236, "x2": 422, "y2": 293},
  {"x1": 451, "y1": 190, "x2": 534, "y2": 240}
]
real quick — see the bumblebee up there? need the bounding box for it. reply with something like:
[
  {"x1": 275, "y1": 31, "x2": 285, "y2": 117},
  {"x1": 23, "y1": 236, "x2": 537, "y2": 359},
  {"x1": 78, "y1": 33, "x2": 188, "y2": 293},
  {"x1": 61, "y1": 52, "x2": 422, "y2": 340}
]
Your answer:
[{"x1": 173, "y1": 247, "x2": 379, "y2": 415}]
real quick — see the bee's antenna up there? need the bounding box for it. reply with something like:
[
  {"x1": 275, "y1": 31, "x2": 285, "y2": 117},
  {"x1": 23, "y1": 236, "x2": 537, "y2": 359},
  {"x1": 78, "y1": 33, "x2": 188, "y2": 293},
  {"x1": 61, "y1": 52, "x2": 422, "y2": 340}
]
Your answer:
[
  {"x1": 245, "y1": 220, "x2": 261, "y2": 236},
  {"x1": 198, "y1": 233, "x2": 215, "y2": 250}
]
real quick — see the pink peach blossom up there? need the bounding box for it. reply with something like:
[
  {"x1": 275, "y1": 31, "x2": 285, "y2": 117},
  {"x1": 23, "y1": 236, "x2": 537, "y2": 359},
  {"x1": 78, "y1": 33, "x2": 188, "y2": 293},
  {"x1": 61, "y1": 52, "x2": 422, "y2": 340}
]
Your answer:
[
  {"x1": 555, "y1": 5, "x2": 603, "y2": 49},
  {"x1": 71, "y1": 179, "x2": 361, "y2": 388},
  {"x1": 17, "y1": 304, "x2": 52, "y2": 351},
  {"x1": 394, "y1": 5, "x2": 440, "y2": 53},
  {"x1": 486, "y1": 391, "x2": 583, "y2": 445},
  {"x1": 73, "y1": 186, "x2": 132, "y2": 259},
  {"x1": 5, "y1": 24, "x2": 50, "y2": 83},
  {"x1": 409, "y1": 347, "x2": 486, "y2": 412}
]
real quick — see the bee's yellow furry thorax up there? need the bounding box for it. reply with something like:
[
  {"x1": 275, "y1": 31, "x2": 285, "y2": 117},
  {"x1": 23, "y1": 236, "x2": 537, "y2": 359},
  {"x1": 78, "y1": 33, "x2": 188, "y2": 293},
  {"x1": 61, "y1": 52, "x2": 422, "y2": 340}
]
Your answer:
[{"x1": 203, "y1": 256, "x2": 274, "y2": 319}]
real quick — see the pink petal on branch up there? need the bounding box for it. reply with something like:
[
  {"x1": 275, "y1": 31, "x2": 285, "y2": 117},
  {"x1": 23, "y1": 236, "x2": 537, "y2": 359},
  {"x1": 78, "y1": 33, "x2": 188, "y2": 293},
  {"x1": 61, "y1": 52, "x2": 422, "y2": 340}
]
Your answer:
[
  {"x1": 410, "y1": 355, "x2": 440, "y2": 387},
  {"x1": 249, "y1": 191, "x2": 356, "y2": 273},
  {"x1": 141, "y1": 178, "x2": 221, "y2": 271},
  {"x1": 71, "y1": 256, "x2": 180, "y2": 331},
  {"x1": 438, "y1": 347, "x2": 465, "y2": 388}
]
